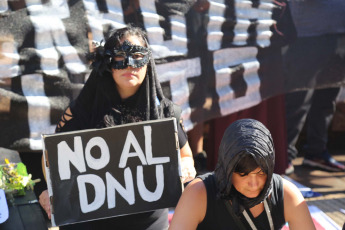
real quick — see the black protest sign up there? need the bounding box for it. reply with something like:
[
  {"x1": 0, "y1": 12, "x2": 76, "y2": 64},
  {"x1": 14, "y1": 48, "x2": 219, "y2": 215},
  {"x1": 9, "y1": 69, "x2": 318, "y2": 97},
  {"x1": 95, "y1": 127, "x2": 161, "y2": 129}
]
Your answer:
[{"x1": 42, "y1": 118, "x2": 182, "y2": 226}]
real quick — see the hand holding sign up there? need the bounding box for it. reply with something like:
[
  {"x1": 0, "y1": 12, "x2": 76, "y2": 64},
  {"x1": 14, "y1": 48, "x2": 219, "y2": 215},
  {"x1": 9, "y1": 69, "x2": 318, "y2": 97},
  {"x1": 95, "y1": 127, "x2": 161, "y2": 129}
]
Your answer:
[{"x1": 39, "y1": 190, "x2": 51, "y2": 219}]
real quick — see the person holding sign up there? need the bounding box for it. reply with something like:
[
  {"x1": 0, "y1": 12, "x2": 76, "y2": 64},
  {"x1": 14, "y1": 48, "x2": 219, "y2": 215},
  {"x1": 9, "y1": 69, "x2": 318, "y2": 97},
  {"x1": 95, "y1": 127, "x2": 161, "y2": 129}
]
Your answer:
[
  {"x1": 169, "y1": 119, "x2": 315, "y2": 230},
  {"x1": 39, "y1": 25, "x2": 196, "y2": 229}
]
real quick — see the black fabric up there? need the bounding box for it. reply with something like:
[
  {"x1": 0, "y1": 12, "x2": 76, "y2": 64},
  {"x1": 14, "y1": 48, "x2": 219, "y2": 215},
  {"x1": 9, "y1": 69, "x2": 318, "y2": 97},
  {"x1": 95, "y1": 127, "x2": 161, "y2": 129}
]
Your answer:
[
  {"x1": 214, "y1": 119, "x2": 275, "y2": 214},
  {"x1": 58, "y1": 69, "x2": 187, "y2": 148},
  {"x1": 55, "y1": 51, "x2": 187, "y2": 228},
  {"x1": 197, "y1": 173, "x2": 285, "y2": 230}
]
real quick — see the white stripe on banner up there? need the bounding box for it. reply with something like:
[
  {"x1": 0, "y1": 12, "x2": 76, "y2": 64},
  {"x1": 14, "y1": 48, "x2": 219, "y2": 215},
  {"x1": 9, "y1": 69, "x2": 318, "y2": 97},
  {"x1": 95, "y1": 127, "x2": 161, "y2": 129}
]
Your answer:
[
  {"x1": 214, "y1": 47, "x2": 261, "y2": 116},
  {"x1": 0, "y1": 0, "x2": 8, "y2": 13},
  {"x1": 21, "y1": 74, "x2": 56, "y2": 150},
  {"x1": 207, "y1": 0, "x2": 226, "y2": 51},
  {"x1": 82, "y1": 0, "x2": 126, "y2": 44},
  {"x1": 156, "y1": 57, "x2": 201, "y2": 131},
  {"x1": 234, "y1": 0, "x2": 274, "y2": 47},
  {"x1": 0, "y1": 38, "x2": 21, "y2": 78},
  {"x1": 141, "y1": 0, "x2": 188, "y2": 59},
  {"x1": 208, "y1": 0, "x2": 275, "y2": 50},
  {"x1": 27, "y1": 0, "x2": 86, "y2": 75}
]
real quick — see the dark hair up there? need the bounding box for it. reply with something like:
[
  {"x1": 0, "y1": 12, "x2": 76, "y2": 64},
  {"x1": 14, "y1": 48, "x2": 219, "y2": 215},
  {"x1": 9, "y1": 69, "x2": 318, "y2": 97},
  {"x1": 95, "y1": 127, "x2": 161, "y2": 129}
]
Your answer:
[
  {"x1": 234, "y1": 153, "x2": 260, "y2": 175},
  {"x1": 104, "y1": 25, "x2": 148, "y2": 50}
]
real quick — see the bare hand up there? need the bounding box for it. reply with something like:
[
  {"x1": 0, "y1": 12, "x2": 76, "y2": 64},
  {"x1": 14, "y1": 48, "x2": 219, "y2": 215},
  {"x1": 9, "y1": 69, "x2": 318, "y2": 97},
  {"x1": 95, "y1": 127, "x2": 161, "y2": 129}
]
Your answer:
[{"x1": 39, "y1": 190, "x2": 51, "y2": 219}]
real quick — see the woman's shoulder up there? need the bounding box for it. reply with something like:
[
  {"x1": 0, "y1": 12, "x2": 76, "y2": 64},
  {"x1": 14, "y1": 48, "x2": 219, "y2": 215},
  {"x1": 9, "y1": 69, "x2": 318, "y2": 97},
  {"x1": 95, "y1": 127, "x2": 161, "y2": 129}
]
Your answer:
[
  {"x1": 183, "y1": 178, "x2": 208, "y2": 208},
  {"x1": 159, "y1": 98, "x2": 181, "y2": 119},
  {"x1": 159, "y1": 97, "x2": 174, "y2": 106},
  {"x1": 178, "y1": 178, "x2": 207, "y2": 214},
  {"x1": 282, "y1": 176, "x2": 315, "y2": 229},
  {"x1": 159, "y1": 98, "x2": 176, "y2": 110},
  {"x1": 169, "y1": 177, "x2": 207, "y2": 229},
  {"x1": 282, "y1": 177, "x2": 304, "y2": 201},
  {"x1": 185, "y1": 177, "x2": 206, "y2": 192},
  {"x1": 282, "y1": 176, "x2": 307, "y2": 215},
  {"x1": 196, "y1": 172, "x2": 219, "y2": 197},
  {"x1": 197, "y1": 172, "x2": 215, "y2": 182}
]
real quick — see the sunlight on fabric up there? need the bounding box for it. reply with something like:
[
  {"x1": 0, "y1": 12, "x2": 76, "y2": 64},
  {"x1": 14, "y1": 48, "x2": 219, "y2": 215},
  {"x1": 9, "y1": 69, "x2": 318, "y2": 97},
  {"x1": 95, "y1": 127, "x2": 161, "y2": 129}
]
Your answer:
[
  {"x1": 141, "y1": 0, "x2": 188, "y2": 59},
  {"x1": 21, "y1": 74, "x2": 56, "y2": 150},
  {"x1": 0, "y1": 38, "x2": 20, "y2": 78},
  {"x1": 208, "y1": 0, "x2": 275, "y2": 50},
  {"x1": 156, "y1": 58, "x2": 201, "y2": 131},
  {"x1": 82, "y1": 0, "x2": 126, "y2": 43},
  {"x1": 214, "y1": 47, "x2": 261, "y2": 116}
]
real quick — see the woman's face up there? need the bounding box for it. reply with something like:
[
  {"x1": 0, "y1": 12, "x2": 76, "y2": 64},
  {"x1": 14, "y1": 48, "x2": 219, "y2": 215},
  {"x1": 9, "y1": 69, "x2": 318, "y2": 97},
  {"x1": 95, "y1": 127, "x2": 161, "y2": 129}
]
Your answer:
[
  {"x1": 111, "y1": 35, "x2": 148, "y2": 99},
  {"x1": 231, "y1": 167, "x2": 267, "y2": 198}
]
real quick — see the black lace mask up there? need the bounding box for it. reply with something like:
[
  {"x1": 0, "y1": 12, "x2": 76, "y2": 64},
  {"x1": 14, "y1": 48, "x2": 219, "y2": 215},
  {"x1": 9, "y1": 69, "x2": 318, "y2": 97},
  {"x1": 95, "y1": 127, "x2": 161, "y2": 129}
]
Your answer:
[{"x1": 106, "y1": 40, "x2": 150, "y2": 69}]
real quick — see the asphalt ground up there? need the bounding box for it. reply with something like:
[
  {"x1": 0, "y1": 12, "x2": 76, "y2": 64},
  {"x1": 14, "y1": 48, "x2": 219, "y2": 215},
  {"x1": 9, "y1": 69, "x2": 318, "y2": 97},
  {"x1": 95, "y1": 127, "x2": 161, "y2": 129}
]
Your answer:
[{"x1": 288, "y1": 150, "x2": 345, "y2": 227}]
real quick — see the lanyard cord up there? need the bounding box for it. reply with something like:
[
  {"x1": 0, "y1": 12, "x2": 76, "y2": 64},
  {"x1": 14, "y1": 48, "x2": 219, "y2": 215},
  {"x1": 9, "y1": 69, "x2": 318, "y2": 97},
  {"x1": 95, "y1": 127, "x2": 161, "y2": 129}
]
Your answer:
[{"x1": 242, "y1": 199, "x2": 274, "y2": 230}]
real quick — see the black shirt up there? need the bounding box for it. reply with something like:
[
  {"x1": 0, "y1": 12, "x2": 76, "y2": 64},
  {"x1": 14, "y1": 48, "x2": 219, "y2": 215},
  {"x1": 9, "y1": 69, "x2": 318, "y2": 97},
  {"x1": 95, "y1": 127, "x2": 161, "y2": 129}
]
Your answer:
[{"x1": 197, "y1": 173, "x2": 286, "y2": 230}]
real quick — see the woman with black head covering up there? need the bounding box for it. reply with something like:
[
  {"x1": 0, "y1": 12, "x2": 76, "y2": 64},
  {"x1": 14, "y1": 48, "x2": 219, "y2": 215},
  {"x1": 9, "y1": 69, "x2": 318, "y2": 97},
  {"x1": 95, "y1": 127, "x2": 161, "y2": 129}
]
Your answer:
[
  {"x1": 170, "y1": 119, "x2": 315, "y2": 230},
  {"x1": 39, "y1": 24, "x2": 196, "y2": 230}
]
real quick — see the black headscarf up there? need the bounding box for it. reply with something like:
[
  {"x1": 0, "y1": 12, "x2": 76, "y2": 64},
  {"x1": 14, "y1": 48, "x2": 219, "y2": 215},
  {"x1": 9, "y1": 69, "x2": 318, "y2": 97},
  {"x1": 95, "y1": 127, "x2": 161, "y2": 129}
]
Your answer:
[
  {"x1": 214, "y1": 119, "x2": 275, "y2": 215},
  {"x1": 58, "y1": 25, "x2": 176, "y2": 132}
]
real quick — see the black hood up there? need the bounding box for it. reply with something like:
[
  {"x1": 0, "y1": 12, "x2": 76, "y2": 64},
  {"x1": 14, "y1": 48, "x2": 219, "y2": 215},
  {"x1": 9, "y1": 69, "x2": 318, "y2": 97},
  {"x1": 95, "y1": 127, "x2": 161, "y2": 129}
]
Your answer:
[{"x1": 214, "y1": 119, "x2": 275, "y2": 214}]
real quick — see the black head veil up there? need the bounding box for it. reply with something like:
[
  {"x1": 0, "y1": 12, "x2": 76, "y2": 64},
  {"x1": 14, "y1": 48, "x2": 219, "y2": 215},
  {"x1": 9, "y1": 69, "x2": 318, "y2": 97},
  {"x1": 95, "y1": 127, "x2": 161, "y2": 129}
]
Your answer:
[
  {"x1": 64, "y1": 25, "x2": 175, "y2": 131},
  {"x1": 214, "y1": 119, "x2": 275, "y2": 214}
]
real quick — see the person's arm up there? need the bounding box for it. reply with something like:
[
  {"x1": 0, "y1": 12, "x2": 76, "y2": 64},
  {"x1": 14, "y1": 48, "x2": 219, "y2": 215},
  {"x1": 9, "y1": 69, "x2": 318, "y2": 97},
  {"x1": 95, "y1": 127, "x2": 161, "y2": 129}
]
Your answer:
[
  {"x1": 39, "y1": 107, "x2": 75, "y2": 219},
  {"x1": 169, "y1": 178, "x2": 207, "y2": 230},
  {"x1": 283, "y1": 178, "x2": 315, "y2": 230},
  {"x1": 180, "y1": 142, "x2": 196, "y2": 183},
  {"x1": 180, "y1": 140, "x2": 193, "y2": 159},
  {"x1": 175, "y1": 114, "x2": 196, "y2": 183}
]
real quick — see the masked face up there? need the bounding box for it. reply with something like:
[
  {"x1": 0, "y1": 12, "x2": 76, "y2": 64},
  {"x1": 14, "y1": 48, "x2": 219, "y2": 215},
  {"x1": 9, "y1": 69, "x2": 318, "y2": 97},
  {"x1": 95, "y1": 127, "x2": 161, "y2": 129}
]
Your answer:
[
  {"x1": 110, "y1": 40, "x2": 150, "y2": 69},
  {"x1": 110, "y1": 36, "x2": 148, "y2": 99}
]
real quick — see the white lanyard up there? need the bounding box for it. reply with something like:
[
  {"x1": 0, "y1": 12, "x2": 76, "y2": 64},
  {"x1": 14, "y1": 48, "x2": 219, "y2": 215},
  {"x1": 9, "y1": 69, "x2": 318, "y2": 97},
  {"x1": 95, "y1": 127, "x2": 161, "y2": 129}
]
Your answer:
[{"x1": 242, "y1": 199, "x2": 274, "y2": 230}]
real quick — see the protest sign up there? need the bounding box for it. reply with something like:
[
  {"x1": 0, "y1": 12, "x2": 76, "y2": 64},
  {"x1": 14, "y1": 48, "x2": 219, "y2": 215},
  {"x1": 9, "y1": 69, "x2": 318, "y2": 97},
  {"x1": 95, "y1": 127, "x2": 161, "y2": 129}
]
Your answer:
[{"x1": 42, "y1": 118, "x2": 182, "y2": 226}]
